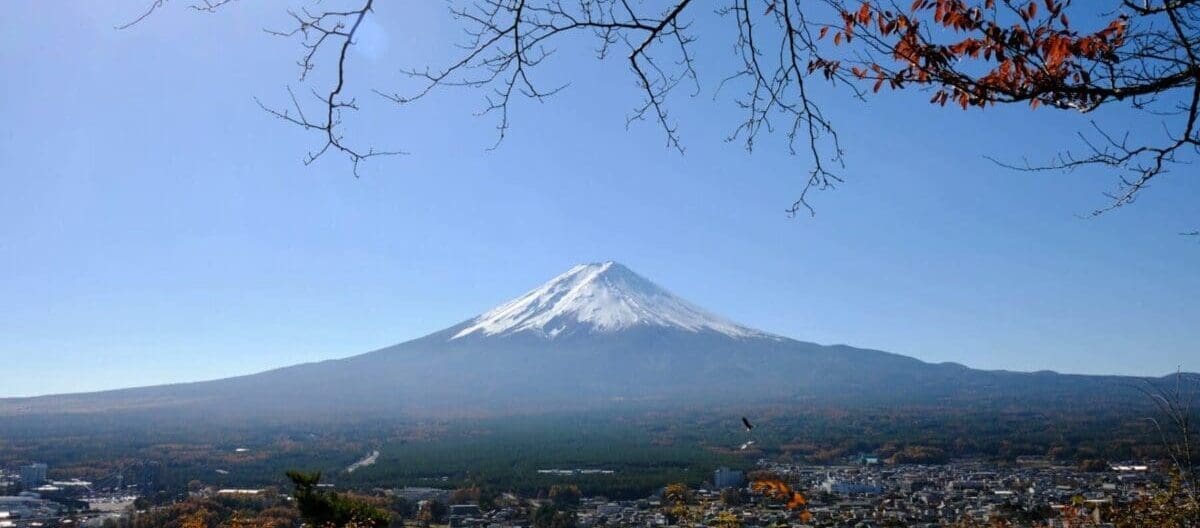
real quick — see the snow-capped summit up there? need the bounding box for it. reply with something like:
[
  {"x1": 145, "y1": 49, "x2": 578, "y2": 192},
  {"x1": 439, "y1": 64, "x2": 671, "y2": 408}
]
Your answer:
[
  {"x1": 5, "y1": 261, "x2": 1159, "y2": 420},
  {"x1": 451, "y1": 261, "x2": 769, "y2": 340}
]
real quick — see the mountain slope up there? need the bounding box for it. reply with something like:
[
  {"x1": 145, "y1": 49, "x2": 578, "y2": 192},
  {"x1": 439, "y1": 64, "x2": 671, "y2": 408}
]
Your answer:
[
  {"x1": 0, "y1": 261, "x2": 1179, "y2": 420},
  {"x1": 452, "y1": 261, "x2": 768, "y2": 340}
]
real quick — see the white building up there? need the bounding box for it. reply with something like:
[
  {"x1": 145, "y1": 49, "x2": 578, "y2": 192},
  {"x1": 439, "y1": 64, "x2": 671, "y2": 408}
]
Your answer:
[
  {"x1": 821, "y1": 477, "x2": 883, "y2": 495},
  {"x1": 713, "y1": 467, "x2": 744, "y2": 489},
  {"x1": 19, "y1": 463, "x2": 47, "y2": 489}
]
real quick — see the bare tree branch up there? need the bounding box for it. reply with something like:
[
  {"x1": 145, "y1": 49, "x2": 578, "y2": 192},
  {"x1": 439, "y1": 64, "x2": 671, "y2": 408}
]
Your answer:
[
  {"x1": 1137, "y1": 373, "x2": 1200, "y2": 511},
  {"x1": 255, "y1": 0, "x2": 403, "y2": 175},
  {"x1": 122, "y1": 0, "x2": 400, "y2": 174},
  {"x1": 121, "y1": 0, "x2": 1199, "y2": 222}
]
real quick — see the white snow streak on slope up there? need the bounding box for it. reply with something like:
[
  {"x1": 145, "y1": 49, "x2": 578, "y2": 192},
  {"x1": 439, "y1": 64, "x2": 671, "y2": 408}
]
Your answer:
[{"x1": 452, "y1": 261, "x2": 771, "y2": 340}]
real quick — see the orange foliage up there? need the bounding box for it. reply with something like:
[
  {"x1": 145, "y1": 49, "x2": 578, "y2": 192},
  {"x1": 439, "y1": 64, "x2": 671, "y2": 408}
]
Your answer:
[
  {"x1": 813, "y1": 0, "x2": 1128, "y2": 111},
  {"x1": 750, "y1": 478, "x2": 812, "y2": 522}
]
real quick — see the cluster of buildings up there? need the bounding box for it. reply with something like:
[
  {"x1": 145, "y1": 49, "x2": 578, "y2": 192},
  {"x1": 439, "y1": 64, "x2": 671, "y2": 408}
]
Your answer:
[
  {"x1": 0, "y1": 464, "x2": 48, "y2": 495},
  {"x1": 2, "y1": 462, "x2": 93, "y2": 500},
  {"x1": 703, "y1": 459, "x2": 1157, "y2": 527},
  {"x1": 0, "y1": 456, "x2": 1176, "y2": 528},
  {"x1": 0, "y1": 463, "x2": 62, "y2": 528},
  {"x1": 0, "y1": 463, "x2": 138, "y2": 528},
  {"x1": 424, "y1": 459, "x2": 1166, "y2": 528}
]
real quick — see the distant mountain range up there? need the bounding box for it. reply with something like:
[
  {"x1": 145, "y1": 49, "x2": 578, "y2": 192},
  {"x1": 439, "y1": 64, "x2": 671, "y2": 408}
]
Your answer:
[{"x1": 1, "y1": 261, "x2": 1187, "y2": 421}]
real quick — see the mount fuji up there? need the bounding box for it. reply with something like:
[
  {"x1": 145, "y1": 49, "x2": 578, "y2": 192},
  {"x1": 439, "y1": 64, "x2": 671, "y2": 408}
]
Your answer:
[
  {"x1": 452, "y1": 261, "x2": 769, "y2": 340},
  {"x1": 0, "y1": 261, "x2": 1170, "y2": 421}
]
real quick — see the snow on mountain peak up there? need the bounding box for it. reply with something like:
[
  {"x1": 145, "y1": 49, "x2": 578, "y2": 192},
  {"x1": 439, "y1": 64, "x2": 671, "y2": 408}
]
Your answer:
[{"x1": 451, "y1": 261, "x2": 770, "y2": 340}]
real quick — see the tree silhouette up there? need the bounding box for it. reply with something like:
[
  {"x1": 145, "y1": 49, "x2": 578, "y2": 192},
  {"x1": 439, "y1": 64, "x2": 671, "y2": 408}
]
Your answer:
[
  {"x1": 286, "y1": 470, "x2": 392, "y2": 527},
  {"x1": 531, "y1": 503, "x2": 577, "y2": 528},
  {"x1": 548, "y1": 483, "x2": 582, "y2": 509}
]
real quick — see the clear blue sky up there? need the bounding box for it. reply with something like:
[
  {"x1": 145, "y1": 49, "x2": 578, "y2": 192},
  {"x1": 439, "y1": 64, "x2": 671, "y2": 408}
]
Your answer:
[{"x1": 2, "y1": 1, "x2": 1197, "y2": 397}]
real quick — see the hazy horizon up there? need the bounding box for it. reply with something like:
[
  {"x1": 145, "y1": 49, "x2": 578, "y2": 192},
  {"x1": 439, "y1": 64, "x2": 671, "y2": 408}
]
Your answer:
[
  {"x1": 2, "y1": 1, "x2": 1198, "y2": 397},
  {"x1": 2, "y1": 259, "x2": 1194, "y2": 399}
]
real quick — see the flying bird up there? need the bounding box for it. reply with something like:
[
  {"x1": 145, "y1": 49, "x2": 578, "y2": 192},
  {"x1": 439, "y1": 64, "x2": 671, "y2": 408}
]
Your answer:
[{"x1": 735, "y1": 416, "x2": 756, "y2": 450}]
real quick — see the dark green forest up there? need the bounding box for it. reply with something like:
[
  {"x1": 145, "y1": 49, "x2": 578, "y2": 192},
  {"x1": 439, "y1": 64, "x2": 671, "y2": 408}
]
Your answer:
[{"x1": 0, "y1": 406, "x2": 1183, "y2": 501}]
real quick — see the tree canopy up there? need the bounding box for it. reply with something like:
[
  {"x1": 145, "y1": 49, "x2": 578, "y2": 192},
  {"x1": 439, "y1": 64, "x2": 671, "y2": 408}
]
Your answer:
[
  {"x1": 287, "y1": 470, "x2": 392, "y2": 527},
  {"x1": 122, "y1": 0, "x2": 1198, "y2": 221}
]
